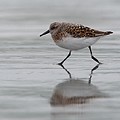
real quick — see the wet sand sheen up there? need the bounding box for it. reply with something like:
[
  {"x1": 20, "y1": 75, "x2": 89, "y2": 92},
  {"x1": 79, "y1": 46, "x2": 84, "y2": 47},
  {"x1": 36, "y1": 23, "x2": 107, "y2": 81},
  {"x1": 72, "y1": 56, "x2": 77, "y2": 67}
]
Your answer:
[{"x1": 0, "y1": 0, "x2": 120, "y2": 120}]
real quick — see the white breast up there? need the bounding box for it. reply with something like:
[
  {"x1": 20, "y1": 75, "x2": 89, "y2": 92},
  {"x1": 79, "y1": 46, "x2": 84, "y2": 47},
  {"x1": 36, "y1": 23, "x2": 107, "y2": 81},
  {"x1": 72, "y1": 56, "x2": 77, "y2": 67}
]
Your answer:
[{"x1": 55, "y1": 37, "x2": 101, "y2": 50}]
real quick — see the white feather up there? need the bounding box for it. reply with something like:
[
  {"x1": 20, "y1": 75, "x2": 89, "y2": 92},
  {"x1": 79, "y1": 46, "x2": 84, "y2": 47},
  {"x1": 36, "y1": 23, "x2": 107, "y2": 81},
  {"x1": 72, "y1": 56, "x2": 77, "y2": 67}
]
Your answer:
[{"x1": 56, "y1": 37, "x2": 101, "y2": 50}]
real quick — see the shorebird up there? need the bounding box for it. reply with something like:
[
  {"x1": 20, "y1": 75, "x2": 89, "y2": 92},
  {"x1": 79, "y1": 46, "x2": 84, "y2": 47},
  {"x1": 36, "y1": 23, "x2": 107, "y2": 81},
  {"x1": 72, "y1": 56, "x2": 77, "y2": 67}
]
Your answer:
[{"x1": 40, "y1": 22, "x2": 113, "y2": 65}]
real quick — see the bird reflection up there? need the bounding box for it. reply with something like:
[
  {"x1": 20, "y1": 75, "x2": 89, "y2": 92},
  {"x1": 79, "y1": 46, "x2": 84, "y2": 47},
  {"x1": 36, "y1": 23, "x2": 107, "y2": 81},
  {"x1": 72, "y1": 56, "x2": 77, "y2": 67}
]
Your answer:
[
  {"x1": 60, "y1": 64, "x2": 100, "y2": 84},
  {"x1": 60, "y1": 64, "x2": 72, "y2": 79},
  {"x1": 50, "y1": 64, "x2": 106, "y2": 106},
  {"x1": 88, "y1": 64, "x2": 99, "y2": 84}
]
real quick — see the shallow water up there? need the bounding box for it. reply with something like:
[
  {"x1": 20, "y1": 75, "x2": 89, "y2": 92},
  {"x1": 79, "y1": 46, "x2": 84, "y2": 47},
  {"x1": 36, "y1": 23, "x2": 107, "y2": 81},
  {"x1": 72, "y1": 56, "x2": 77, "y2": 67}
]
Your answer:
[{"x1": 0, "y1": 0, "x2": 120, "y2": 120}]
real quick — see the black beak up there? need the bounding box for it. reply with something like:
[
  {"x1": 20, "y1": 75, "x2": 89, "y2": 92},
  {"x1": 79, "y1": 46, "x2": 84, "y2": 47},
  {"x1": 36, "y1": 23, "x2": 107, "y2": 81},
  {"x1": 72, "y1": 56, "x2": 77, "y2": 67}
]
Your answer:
[{"x1": 40, "y1": 30, "x2": 50, "y2": 37}]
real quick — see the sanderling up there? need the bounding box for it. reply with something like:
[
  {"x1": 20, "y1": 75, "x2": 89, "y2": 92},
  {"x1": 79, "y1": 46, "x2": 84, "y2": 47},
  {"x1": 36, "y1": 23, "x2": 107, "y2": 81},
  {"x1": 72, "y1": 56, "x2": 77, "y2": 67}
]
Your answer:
[{"x1": 40, "y1": 22, "x2": 113, "y2": 65}]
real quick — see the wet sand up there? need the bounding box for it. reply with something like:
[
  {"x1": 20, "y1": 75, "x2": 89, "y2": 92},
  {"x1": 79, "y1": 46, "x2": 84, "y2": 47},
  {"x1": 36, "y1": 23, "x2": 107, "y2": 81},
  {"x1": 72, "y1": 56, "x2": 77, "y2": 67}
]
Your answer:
[{"x1": 0, "y1": 0, "x2": 120, "y2": 120}]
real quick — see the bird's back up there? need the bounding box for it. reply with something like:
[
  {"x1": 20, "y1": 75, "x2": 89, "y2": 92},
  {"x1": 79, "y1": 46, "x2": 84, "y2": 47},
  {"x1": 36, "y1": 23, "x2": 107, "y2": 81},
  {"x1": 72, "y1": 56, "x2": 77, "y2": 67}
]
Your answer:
[{"x1": 62, "y1": 22, "x2": 113, "y2": 38}]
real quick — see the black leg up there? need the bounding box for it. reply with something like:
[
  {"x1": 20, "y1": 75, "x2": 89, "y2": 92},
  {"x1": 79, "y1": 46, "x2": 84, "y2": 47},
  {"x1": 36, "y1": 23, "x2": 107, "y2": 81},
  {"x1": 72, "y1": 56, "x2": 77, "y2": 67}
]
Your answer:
[
  {"x1": 58, "y1": 51, "x2": 71, "y2": 65},
  {"x1": 88, "y1": 46, "x2": 102, "y2": 64}
]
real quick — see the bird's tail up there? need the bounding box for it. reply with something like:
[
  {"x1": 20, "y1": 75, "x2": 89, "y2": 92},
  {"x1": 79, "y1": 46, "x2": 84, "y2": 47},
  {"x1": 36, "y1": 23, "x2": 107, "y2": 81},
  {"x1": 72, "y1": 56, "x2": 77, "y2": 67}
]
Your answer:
[{"x1": 104, "y1": 31, "x2": 113, "y2": 35}]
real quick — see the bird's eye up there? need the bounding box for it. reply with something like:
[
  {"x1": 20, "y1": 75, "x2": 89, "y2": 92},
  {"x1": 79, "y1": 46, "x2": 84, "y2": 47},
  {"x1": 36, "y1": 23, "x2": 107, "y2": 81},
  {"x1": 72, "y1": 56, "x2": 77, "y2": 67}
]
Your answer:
[{"x1": 51, "y1": 26, "x2": 56, "y2": 30}]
